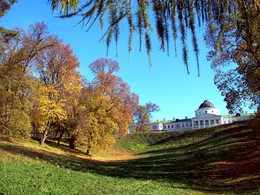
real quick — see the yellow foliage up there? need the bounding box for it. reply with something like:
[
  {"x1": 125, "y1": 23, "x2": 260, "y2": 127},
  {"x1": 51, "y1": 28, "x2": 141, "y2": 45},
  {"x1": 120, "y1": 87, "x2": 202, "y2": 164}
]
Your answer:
[{"x1": 33, "y1": 85, "x2": 67, "y2": 133}]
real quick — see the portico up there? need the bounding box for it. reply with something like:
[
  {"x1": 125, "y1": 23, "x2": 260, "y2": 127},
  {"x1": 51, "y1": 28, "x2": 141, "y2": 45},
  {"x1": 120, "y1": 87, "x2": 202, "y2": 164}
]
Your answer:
[
  {"x1": 191, "y1": 113, "x2": 222, "y2": 129},
  {"x1": 191, "y1": 100, "x2": 222, "y2": 129}
]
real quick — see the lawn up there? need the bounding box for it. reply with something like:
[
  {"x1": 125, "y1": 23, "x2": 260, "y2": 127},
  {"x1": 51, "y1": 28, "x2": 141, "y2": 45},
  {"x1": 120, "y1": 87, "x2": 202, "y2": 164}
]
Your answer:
[{"x1": 0, "y1": 122, "x2": 259, "y2": 194}]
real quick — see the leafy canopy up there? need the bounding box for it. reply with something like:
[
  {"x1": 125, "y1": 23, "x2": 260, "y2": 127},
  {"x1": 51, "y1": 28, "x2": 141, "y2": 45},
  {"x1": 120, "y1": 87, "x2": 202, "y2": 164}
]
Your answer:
[{"x1": 48, "y1": 0, "x2": 222, "y2": 75}]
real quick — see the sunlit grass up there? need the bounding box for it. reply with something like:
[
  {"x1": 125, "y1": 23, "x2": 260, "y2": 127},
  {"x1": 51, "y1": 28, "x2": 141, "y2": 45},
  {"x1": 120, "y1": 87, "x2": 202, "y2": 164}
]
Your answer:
[
  {"x1": 0, "y1": 143, "x2": 194, "y2": 194},
  {"x1": 0, "y1": 121, "x2": 259, "y2": 194}
]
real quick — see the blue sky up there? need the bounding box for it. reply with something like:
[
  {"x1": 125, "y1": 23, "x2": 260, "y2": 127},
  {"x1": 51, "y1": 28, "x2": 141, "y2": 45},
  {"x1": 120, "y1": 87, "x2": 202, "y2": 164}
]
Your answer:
[{"x1": 1, "y1": 0, "x2": 251, "y2": 121}]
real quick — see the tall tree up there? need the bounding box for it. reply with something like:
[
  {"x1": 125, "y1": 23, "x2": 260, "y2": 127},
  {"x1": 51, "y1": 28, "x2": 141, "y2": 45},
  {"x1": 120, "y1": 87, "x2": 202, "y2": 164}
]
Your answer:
[
  {"x1": 205, "y1": 0, "x2": 260, "y2": 113},
  {"x1": 74, "y1": 58, "x2": 138, "y2": 155},
  {"x1": 0, "y1": 22, "x2": 52, "y2": 139},
  {"x1": 32, "y1": 34, "x2": 82, "y2": 146},
  {"x1": 75, "y1": 85, "x2": 119, "y2": 155}
]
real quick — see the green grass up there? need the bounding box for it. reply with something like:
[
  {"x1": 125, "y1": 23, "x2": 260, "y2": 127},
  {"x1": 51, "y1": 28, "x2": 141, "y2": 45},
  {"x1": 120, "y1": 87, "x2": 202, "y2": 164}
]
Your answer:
[{"x1": 0, "y1": 121, "x2": 259, "y2": 194}]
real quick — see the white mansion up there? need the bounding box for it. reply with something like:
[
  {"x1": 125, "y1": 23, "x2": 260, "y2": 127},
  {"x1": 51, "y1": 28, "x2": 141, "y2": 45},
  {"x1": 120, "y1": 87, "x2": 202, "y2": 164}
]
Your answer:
[{"x1": 150, "y1": 100, "x2": 251, "y2": 131}]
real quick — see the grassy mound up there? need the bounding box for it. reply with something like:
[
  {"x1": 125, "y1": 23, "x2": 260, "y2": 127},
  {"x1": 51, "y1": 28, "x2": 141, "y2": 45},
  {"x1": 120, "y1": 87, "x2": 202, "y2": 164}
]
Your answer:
[{"x1": 0, "y1": 121, "x2": 259, "y2": 194}]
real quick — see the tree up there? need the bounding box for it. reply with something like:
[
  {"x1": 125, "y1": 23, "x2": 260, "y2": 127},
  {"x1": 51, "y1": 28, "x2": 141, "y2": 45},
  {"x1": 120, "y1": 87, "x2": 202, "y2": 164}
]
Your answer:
[
  {"x1": 32, "y1": 33, "x2": 82, "y2": 146},
  {"x1": 48, "y1": 0, "x2": 202, "y2": 73},
  {"x1": 146, "y1": 102, "x2": 160, "y2": 118},
  {"x1": 0, "y1": 0, "x2": 18, "y2": 17},
  {"x1": 33, "y1": 85, "x2": 67, "y2": 146},
  {"x1": 74, "y1": 58, "x2": 138, "y2": 155},
  {"x1": 75, "y1": 85, "x2": 118, "y2": 155},
  {"x1": 0, "y1": 22, "x2": 52, "y2": 140},
  {"x1": 134, "y1": 105, "x2": 150, "y2": 132},
  {"x1": 134, "y1": 102, "x2": 160, "y2": 132},
  {"x1": 205, "y1": 0, "x2": 260, "y2": 113}
]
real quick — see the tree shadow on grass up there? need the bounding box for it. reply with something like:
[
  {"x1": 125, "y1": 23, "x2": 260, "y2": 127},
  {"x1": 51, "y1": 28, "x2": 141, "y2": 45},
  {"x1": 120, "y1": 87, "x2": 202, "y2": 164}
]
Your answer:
[{"x1": 0, "y1": 125, "x2": 259, "y2": 194}]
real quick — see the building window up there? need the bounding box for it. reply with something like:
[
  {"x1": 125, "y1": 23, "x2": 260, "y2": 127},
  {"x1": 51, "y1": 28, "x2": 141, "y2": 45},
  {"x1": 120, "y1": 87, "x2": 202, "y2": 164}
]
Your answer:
[
  {"x1": 172, "y1": 125, "x2": 174, "y2": 128},
  {"x1": 211, "y1": 120, "x2": 214, "y2": 125},
  {"x1": 200, "y1": 121, "x2": 204, "y2": 125},
  {"x1": 182, "y1": 124, "x2": 184, "y2": 127},
  {"x1": 164, "y1": 125, "x2": 166, "y2": 129},
  {"x1": 216, "y1": 119, "x2": 219, "y2": 124},
  {"x1": 168, "y1": 125, "x2": 170, "y2": 128}
]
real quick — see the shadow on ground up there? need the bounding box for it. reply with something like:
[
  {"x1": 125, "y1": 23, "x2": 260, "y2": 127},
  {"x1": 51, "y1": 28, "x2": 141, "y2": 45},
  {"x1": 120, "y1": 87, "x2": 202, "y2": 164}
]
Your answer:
[{"x1": 0, "y1": 124, "x2": 259, "y2": 194}]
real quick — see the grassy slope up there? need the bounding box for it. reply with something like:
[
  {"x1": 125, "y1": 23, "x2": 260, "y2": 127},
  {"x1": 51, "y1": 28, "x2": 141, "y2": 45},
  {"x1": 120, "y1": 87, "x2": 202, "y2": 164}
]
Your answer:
[{"x1": 0, "y1": 122, "x2": 259, "y2": 194}]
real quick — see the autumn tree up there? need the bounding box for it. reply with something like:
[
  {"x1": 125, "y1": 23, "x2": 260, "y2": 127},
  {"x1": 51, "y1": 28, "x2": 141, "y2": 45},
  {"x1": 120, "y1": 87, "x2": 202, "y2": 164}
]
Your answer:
[
  {"x1": 32, "y1": 35, "x2": 82, "y2": 146},
  {"x1": 33, "y1": 85, "x2": 67, "y2": 146},
  {"x1": 204, "y1": 1, "x2": 260, "y2": 113},
  {"x1": 0, "y1": 23, "x2": 53, "y2": 139},
  {"x1": 74, "y1": 58, "x2": 138, "y2": 155}
]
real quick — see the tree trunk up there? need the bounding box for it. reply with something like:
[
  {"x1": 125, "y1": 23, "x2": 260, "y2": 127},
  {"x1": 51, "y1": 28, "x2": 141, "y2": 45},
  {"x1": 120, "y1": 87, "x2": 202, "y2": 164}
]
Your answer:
[
  {"x1": 69, "y1": 136, "x2": 76, "y2": 149},
  {"x1": 40, "y1": 122, "x2": 50, "y2": 146},
  {"x1": 86, "y1": 145, "x2": 91, "y2": 156},
  {"x1": 40, "y1": 129, "x2": 48, "y2": 147},
  {"x1": 57, "y1": 130, "x2": 64, "y2": 146}
]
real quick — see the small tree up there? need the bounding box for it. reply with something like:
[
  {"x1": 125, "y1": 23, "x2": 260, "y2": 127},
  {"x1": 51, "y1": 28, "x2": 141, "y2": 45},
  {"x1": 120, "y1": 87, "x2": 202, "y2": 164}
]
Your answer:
[
  {"x1": 134, "y1": 102, "x2": 160, "y2": 132},
  {"x1": 134, "y1": 106, "x2": 150, "y2": 132}
]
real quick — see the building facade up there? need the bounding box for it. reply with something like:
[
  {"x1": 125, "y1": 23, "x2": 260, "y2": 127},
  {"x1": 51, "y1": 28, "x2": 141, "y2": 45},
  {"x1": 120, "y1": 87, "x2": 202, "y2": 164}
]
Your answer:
[{"x1": 150, "y1": 100, "x2": 251, "y2": 132}]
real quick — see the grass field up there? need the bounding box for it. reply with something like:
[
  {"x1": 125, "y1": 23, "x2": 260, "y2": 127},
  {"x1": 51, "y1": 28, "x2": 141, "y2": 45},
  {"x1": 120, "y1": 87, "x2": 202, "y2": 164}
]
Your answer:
[{"x1": 0, "y1": 122, "x2": 259, "y2": 194}]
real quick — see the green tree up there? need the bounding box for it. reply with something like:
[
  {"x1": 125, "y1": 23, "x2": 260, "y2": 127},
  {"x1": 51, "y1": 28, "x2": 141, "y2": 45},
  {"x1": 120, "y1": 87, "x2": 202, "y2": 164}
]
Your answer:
[
  {"x1": 0, "y1": 0, "x2": 18, "y2": 17},
  {"x1": 133, "y1": 102, "x2": 160, "y2": 132},
  {"x1": 134, "y1": 105, "x2": 150, "y2": 132}
]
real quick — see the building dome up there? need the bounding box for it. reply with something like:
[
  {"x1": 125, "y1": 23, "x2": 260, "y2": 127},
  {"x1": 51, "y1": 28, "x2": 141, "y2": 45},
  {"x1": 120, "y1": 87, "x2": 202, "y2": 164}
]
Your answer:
[{"x1": 199, "y1": 100, "x2": 215, "y2": 109}]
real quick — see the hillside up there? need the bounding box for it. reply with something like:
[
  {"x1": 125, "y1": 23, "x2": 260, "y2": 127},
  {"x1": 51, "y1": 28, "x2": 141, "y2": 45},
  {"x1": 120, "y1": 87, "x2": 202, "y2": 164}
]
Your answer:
[{"x1": 0, "y1": 122, "x2": 259, "y2": 194}]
